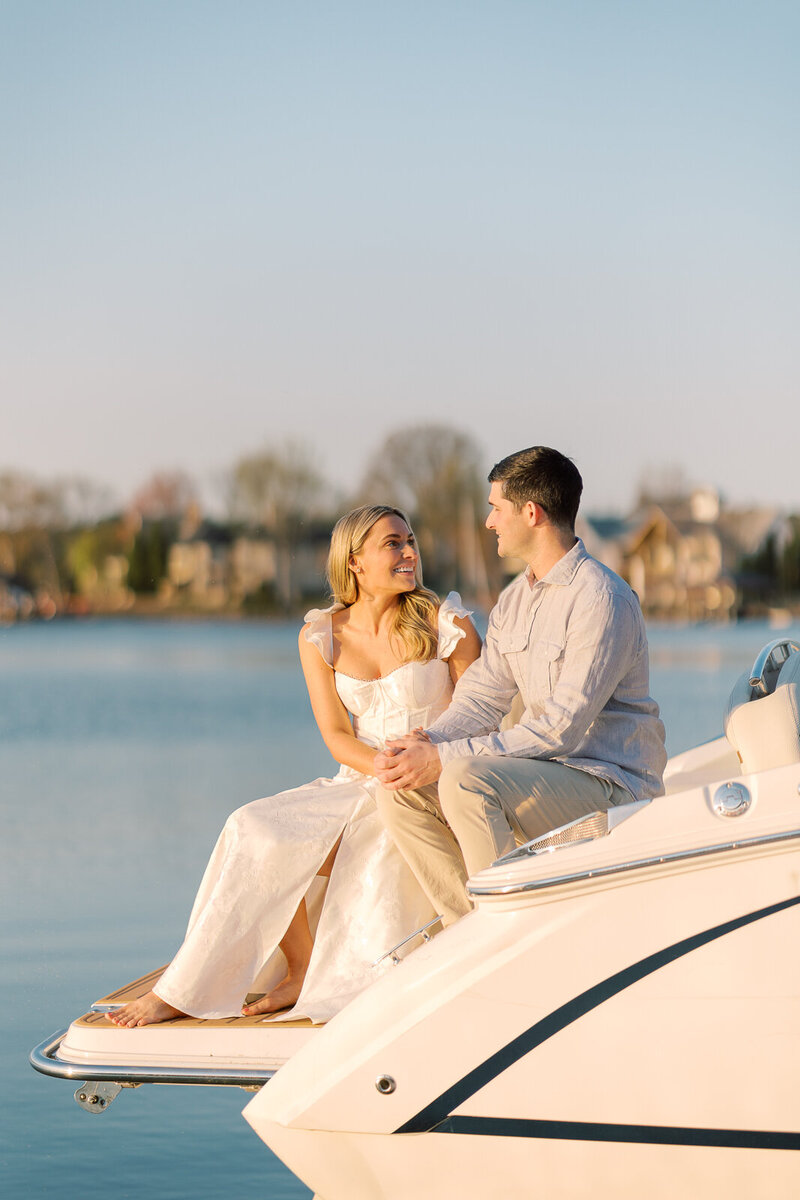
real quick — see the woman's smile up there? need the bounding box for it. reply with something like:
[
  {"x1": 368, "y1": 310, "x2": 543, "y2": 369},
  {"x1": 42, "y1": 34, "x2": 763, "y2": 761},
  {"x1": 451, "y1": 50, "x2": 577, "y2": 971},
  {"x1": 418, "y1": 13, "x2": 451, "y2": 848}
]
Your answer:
[{"x1": 352, "y1": 515, "x2": 419, "y2": 591}]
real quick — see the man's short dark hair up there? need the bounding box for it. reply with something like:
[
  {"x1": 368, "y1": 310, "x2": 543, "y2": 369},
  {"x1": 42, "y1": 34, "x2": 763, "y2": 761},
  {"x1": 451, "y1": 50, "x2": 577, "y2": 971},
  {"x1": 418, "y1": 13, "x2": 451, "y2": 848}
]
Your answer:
[{"x1": 488, "y1": 446, "x2": 583, "y2": 531}]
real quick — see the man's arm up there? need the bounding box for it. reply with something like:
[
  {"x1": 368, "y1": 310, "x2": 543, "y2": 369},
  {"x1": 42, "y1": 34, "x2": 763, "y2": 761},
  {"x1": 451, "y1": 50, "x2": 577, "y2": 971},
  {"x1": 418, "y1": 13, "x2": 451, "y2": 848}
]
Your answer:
[
  {"x1": 373, "y1": 602, "x2": 521, "y2": 790},
  {"x1": 373, "y1": 594, "x2": 515, "y2": 790},
  {"x1": 376, "y1": 583, "x2": 643, "y2": 789},
  {"x1": 424, "y1": 604, "x2": 520, "y2": 743},
  {"x1": 434, "y1": 587, "x2": 641, "y2": 767}
]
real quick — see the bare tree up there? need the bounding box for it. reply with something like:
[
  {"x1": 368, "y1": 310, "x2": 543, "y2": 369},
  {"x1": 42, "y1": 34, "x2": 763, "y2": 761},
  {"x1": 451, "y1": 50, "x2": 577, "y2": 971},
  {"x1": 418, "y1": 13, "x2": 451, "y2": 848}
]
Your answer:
[
  {"x1": 228, "y1": 440, "x2": 325, "y2": 608},
  {"x1": 0, "y1": 472, "x2": 68, "y2": 606},
  {"x1": 128, "y1": 470, "x2": 198, "y2": 521},
  {"x1": 359, "y1": 424, "x2": 489, "y2": 597},
  {"x1": 0, "y1": 471, "x2": 116, "y2": 532},
  {"x1": 56, "y1": 477, "x2": 117, "y2": 526},
  {"x1": 0, "y1": 471, "x2": 65, "y2": 530}
]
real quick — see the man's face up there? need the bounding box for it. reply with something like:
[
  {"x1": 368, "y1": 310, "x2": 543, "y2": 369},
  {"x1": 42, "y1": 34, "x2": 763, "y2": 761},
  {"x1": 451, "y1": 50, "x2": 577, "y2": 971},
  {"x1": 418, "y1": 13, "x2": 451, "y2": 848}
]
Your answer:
[{"x1": 485, "y1": 481, "x2": 534, "y2": 560}]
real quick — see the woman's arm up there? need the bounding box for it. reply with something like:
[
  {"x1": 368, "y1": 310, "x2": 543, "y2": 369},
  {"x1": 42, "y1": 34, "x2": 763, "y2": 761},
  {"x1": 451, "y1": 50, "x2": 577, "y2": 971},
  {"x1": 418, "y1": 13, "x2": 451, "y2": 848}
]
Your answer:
[
  {"x1": 298, "y1": 627, "x2": 379, "y2": 776},
  {"x1": 446, "y1": 614, "x2": 483, "y2": 685}
]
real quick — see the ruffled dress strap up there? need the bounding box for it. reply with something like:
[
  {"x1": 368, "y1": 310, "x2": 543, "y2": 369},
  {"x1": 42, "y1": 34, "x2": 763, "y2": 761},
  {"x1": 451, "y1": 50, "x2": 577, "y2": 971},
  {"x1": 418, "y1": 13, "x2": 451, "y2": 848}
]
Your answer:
[
  {"x1": 436, "y1": 591, "x2": 473, "y2": 661},
  {"x1": 302, "y1": 602, "x2": 345, "y2": 668}
]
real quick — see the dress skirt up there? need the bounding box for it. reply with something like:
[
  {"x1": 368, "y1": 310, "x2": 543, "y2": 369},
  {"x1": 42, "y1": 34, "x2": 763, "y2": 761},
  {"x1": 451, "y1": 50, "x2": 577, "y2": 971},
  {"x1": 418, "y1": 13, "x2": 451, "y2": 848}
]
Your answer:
[{"x1": 154, "y1": 772, "x2": 434, "y2": 1022}]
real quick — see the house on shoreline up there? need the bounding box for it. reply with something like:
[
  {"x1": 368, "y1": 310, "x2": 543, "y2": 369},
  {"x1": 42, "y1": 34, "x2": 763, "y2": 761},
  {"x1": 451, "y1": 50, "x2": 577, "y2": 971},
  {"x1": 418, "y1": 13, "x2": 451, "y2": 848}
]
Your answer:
[{"x1": 578, "y1": 489, "x2": 793, "y2": 621}]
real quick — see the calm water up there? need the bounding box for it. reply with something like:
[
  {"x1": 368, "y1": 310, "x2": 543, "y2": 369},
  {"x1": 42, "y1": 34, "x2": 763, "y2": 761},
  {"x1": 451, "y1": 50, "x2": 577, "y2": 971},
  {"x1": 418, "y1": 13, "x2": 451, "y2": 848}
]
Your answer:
[{"x1": 2, "y1": 615, "x2": 798, "y2": 1199}]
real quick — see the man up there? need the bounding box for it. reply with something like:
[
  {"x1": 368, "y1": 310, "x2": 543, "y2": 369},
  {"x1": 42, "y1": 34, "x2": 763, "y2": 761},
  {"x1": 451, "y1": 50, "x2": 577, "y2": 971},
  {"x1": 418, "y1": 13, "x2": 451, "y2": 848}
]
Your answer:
[{"x1": 375, "y1": 445, "x2": 667, "y2": 925}]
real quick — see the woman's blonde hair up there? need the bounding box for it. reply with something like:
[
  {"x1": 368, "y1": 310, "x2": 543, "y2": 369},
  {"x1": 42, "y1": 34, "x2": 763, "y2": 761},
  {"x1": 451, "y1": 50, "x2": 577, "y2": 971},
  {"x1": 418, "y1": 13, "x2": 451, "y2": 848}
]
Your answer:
[{"x1": 327, "y1": 505, "x2": 440, "y2": 663}]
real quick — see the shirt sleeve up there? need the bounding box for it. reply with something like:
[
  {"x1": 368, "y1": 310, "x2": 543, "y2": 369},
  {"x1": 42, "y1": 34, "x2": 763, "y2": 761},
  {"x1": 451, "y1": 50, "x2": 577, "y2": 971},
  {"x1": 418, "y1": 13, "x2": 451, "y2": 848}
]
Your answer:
[
  {"x1": 426, "y1": 600, "x2": 519, "y2": 744},
  {"x1": 432, "y1": 587, "x2": 642, "y2": 766}
]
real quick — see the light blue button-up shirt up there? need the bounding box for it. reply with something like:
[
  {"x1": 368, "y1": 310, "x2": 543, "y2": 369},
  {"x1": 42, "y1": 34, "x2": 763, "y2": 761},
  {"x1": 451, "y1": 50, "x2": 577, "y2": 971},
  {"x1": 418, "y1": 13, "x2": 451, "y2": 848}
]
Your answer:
[{"x1": 427, "y1": 539, "x2": 667, "y2": 801}]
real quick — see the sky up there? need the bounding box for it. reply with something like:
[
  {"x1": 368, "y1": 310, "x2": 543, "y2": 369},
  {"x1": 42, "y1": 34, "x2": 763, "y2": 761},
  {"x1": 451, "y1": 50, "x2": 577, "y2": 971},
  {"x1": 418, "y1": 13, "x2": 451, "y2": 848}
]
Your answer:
[{"x1": 2, "y1": 0, "x2": 798, "y2": 517}]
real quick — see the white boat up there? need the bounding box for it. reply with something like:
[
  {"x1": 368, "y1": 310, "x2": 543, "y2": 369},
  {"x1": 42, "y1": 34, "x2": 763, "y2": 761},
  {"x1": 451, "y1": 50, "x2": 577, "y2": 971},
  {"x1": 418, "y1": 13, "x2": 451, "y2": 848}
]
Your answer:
[{"x1": 31, "y1": 637, "x2": 800, "y2": 1198}]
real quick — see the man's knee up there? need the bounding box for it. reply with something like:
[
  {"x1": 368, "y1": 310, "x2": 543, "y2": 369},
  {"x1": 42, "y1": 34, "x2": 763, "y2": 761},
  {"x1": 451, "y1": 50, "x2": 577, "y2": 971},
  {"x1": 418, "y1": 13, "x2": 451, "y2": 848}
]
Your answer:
[
  {"x1": 439, "y1": 755, "x2": 487, "y2": 795},
  {"x1": 438, "y1": 756, "x2": 502, "y2": 825},
  {"x1": 440, "y1": 754, "x2": 503, "y2": 792}
]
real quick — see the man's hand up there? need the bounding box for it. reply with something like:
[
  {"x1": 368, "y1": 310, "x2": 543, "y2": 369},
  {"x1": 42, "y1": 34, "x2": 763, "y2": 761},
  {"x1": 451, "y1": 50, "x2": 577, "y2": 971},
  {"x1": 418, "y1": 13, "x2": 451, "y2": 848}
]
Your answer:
[{"x1": 374, "y1": 732, "x2": 442, "y2": 790}]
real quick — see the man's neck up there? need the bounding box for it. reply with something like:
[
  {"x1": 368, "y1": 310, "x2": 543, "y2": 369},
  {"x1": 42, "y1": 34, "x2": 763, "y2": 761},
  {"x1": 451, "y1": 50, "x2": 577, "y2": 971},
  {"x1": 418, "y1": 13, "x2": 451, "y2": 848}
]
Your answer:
[{"x1": 525, "y1": 529, "x2": 578, "y2": 581}]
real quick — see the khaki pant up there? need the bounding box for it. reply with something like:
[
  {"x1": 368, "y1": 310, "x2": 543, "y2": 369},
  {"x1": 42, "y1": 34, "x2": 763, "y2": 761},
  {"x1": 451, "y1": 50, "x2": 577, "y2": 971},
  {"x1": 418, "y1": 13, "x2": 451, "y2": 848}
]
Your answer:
[{"x1": 377, "y1": 757, "x2": 629, "y2": 926}]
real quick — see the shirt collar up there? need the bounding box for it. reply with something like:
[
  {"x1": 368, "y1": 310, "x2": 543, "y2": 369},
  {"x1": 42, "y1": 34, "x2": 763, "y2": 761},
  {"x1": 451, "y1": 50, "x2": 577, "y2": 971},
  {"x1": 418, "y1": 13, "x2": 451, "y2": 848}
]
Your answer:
[{"x1": 525, "y1": 537, "x2": 587, "y2": 589}]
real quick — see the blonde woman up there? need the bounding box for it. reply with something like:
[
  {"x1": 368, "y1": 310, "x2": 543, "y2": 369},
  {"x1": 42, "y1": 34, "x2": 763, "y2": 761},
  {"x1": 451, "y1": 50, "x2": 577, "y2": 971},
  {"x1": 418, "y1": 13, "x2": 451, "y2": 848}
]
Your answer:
[{"x1": 108, "y1": 505, "x2": 481, "y2": 1027}]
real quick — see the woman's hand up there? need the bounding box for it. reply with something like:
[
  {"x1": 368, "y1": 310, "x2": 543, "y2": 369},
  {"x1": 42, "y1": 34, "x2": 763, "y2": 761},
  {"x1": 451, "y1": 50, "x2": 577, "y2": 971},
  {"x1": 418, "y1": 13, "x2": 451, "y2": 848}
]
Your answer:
[{"x1": 374, "y1": 734, "x2": 442, "y2": 790}]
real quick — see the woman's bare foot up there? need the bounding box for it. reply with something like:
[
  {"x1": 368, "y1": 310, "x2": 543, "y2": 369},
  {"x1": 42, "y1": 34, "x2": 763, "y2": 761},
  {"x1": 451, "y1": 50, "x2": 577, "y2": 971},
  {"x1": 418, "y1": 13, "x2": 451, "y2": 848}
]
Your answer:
[
  {"x1": 105, "y1": 991, "x2": 186, "y2": 1027},
  {"x1": 241, "y1": 973, "x2": 304, "y2": 1017}
]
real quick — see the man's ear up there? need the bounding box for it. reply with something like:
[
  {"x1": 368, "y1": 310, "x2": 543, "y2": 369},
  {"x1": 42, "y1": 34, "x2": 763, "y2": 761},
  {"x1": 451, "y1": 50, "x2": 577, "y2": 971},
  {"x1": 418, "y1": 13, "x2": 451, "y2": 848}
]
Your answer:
[{"x1": 524, "y1": 500, "x2": 541, "y2": 526}]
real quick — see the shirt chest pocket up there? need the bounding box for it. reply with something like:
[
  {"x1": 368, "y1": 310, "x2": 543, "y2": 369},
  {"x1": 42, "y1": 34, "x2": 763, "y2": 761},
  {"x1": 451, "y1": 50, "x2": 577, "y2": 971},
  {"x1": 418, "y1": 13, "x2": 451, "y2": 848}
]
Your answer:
[
  {"x1": 497, "y1": 630, "x2": 530, "y2": 689},
  {"x1": 498, "y1": 630, "x2": 566, "y2": 695},
  {"x1": 530, "y1": 637, "x2": 566, "y2": 695}
]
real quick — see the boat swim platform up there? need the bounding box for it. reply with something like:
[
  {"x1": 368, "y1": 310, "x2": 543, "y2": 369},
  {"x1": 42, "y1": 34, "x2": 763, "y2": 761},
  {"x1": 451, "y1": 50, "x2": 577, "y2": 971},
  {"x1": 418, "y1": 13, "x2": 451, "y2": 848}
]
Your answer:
[{"x1": 31, "y1": 967, "x2": 319, "y2": 1090}]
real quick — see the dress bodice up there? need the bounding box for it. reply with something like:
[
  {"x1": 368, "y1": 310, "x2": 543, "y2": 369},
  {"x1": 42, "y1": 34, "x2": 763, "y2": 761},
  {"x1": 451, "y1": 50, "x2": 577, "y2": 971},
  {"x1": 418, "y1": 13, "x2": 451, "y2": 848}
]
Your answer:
[
  {"x1": 334, "y1": 658, "x2": 454, "y2": 749},
  {"x1": 303, "y1": 591, "x2": 470, "y2": 759}
]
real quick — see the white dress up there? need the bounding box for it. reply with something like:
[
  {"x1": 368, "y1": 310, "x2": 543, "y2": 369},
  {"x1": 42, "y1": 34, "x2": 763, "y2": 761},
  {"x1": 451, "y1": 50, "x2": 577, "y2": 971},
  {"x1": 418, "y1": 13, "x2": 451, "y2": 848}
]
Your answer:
[{"x1": 155, "y1": 592, "x2": 469, "y2": 1023}]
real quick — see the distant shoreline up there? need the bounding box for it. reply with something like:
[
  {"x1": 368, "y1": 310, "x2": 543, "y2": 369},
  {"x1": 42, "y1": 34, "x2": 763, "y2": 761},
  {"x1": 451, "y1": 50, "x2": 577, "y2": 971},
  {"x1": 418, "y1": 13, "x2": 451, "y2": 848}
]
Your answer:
[{"x1": 3, "y1": 601, "x2": 797, "y2": 630}]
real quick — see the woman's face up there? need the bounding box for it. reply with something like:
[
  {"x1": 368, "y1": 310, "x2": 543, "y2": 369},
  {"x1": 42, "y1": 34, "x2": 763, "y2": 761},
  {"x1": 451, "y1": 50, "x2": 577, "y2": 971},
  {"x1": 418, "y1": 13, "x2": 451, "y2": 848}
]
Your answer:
[{"x1": 351, "y1": 515, "x2": 419, "y2": 596}]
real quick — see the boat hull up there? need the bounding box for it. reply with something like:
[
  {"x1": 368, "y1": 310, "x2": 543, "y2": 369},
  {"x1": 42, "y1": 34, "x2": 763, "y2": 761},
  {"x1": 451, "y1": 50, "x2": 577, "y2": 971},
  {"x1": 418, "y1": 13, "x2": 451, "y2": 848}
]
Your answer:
[
  {"x1": 256, "y1": 1123, "x2": 800, "y2": 1200},
  {"x1": 243, "y1": 765, "x2": 800, "y2": 1199}
]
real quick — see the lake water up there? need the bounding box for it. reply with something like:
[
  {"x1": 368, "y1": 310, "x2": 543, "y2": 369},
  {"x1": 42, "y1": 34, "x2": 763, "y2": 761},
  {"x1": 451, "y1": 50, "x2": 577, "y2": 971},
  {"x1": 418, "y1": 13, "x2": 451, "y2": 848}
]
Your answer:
[{"x1": 2, "y1": 615, "x2": 798, "y2": 1199}]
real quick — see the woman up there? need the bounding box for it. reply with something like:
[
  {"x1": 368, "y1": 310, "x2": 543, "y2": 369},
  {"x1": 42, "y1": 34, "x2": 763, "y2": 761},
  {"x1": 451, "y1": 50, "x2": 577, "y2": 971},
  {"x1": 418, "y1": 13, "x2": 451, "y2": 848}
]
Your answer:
[{"x1": 107, "y1": 504, "x2": 481, "y2": 1027}]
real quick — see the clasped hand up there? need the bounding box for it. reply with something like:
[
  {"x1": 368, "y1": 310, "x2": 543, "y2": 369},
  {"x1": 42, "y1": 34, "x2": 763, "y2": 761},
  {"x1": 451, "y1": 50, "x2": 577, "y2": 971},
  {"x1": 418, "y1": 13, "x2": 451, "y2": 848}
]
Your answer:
[{"x1": 374, "y1": 727, "x2": 442, "y2": 790}]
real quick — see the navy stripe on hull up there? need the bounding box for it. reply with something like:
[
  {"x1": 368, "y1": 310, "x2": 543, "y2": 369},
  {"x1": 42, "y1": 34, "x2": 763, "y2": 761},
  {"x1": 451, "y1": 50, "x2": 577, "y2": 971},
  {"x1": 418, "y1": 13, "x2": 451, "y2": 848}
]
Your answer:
[
  {"x1": 397, "y1": 894, "x2": 800, "y2": 1137},
  {"x1": 436, "y1": 1117, "x2": 800, "y2": 1152}
]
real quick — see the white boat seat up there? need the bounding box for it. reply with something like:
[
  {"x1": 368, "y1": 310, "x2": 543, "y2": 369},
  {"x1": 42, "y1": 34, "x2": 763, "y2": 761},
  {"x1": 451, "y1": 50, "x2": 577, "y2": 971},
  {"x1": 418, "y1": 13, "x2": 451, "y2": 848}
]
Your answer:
[{"x1": 724, "y1": 649, "x2": 800, "y2": 774}]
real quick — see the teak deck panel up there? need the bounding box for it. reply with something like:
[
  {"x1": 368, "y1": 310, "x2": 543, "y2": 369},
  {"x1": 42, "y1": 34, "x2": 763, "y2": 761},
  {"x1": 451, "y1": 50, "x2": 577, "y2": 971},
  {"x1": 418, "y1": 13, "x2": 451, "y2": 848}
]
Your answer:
[{"x1": 77, "y1": 968, "x2": 316, "y2": 1030}]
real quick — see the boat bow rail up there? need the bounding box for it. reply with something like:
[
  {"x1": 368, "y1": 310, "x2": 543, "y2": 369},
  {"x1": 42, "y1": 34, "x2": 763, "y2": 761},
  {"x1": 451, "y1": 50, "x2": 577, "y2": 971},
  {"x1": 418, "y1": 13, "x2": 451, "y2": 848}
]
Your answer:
[
  {"x1": 30, "y1": 1028, "x2": 275, "y2": 1113},
  {"x1": 30, "y1": 1028, "x2": 276, "y2": 1089},
  {"x1": 28, "y1": 968, "x2": 320, "y2": 1112}
]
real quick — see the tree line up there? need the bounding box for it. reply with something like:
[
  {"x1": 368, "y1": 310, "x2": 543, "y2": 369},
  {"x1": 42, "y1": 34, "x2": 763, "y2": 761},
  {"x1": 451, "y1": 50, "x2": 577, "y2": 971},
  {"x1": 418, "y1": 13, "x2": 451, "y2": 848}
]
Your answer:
[
  {"x1": 0, "y1": 424, "x2": 500, "y2": 616},
  {"x1": 4, "y1": 426, "x2": 799, "y2": 620}
]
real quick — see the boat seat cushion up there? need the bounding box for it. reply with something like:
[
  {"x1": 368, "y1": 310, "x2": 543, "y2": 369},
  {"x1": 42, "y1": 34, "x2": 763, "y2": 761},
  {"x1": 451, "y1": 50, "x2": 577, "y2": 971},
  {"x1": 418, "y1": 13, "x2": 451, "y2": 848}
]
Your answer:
[{"x1": 724, "y1": 651, "x2": 800, "y2": 774}]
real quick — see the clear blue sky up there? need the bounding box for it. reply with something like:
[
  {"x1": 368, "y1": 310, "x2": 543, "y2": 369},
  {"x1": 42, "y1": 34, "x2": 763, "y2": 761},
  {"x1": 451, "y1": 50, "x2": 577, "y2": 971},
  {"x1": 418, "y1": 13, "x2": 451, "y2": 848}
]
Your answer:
[{"x1": 2, "y1": 1, "x2": 798, "y2": 514}]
